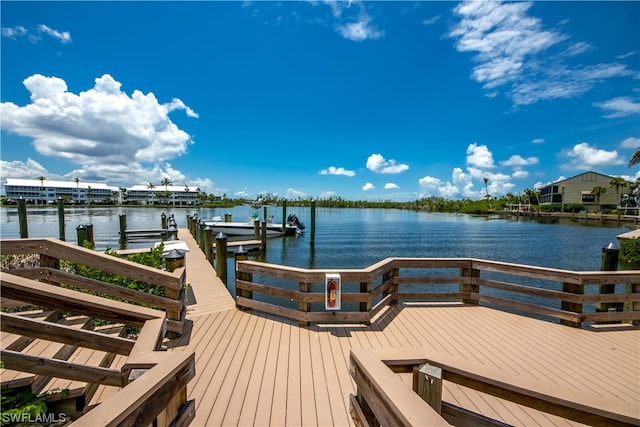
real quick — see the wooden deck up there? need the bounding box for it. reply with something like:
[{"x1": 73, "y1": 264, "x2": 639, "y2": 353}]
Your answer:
[{"x1": 168, "y1": 229, "x2": 640, "y2": 426}]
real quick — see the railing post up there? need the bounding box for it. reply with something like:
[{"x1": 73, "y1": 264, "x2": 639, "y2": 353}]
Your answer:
[
  {"x1": 40, "y1": 251, "x2": 61, "y2": 285},
  {"x1": 215, "y1": 232, "x2": 228, "y2": 286},
  {"x1": 234, "y1": 246, "x2": 253, "y2": 308},
  {"x1": 165, "y1": 249, "x2": 185, "y2": 272},
  {"x1": 561, "y1": 282, "x2": 583, "y2": 327},
  {"x1": 360, "y1": 281, "x2": 371, "y2": 312},
  {"x1": 414, "y1": 363, "x2": 443, "y2": 415},
  {"x1": 460, "y1": 264, "x2": 479, "y2": 304},
  {"x1": 299, "y1": 282, "x2": 310, "y2": 327},
  {"x1": 57, "y1": 197, "x2": 65, "y2": 241},
  {"x1": 17, "y1": 197, "x2": 28, "y2": 238},
  {"x1": 384, "y1": 266, "x2": 400, "y2": 305}
]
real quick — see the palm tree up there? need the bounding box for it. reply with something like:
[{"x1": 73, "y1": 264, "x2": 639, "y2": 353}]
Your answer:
[
  {"x1": 591, "y1": 186, "x2": 607, "y2": 213},
  {"x1": 86, "y1": 185, "x2": 92, "y2": 205},
  {"x1": 37, "y1": 176, "x2": 46, "y2": 205},
  {"x1": 161, "y1": 177, "x2": 172, "y2": 205},
  {"x1": 483, "y1": 177, "x2": 492, "y2": 211},
  {"x1": 629, "y1": 147, "x2": 640, "y2": 167},
  {"x1": 560, "y1": 184, "x2": 566, "y2": 213},
  {"x1": 74, "y1": 176, "x2": 80, "y2": 204},
  {"x1": 147, "y1": 182, "x2": 156, "y2": 205},
  {"x1": 609, "y1": 177, "x2": 628, "y2": 207}
]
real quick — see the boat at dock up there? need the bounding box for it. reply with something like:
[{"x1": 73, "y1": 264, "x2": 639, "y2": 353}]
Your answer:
[{"x1": 203, "y1": 203, "x2": 305, "y2": 237}]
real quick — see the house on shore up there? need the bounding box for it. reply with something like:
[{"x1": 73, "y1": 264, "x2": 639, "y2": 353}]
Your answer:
[{"x1": 538, "y1": 171, "x2": 631, "y2": 212}]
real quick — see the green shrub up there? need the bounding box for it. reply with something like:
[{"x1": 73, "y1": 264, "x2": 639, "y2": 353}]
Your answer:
[
  {"x1": 620, "y1": 238, "x2": 640, "y2": 267},
  {"x1": 565, "y1": 203, "x2": 585, "y2": 213}
]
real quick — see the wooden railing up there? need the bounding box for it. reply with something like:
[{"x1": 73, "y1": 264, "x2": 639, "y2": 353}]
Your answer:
[
  {"x1": 1, "y1": 238, "x2": 187, "y2": 334},
  {"x1": 0, "y1": 271, "x2": 195, "y2": 426},
  {"x1": 235, "y1": 257, "x2": 640, "y2": 327},
  {"x1": 349, "y1": 348, "x2": 639, "y2": 427}
]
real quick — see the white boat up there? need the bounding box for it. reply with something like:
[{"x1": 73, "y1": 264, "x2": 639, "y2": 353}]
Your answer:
[{"x1": 203, "y1": 204, "x2": 305, "y2": 237}]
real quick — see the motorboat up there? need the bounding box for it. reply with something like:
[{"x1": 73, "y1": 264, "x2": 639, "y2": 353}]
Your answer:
[{"x1": 203, "y1": 204, "x2": 305, "y2": 237}]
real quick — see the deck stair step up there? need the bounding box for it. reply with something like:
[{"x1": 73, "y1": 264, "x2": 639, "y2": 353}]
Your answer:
[
  {"x1": 42, "y1": 323, "x2": 127, "y2": 416},
  {"x1": 0, "y1": 312, "x2": 92, "y2": 390},
  {"x1": 1, "y1": 309, "x2": 61, "y2": 351}
]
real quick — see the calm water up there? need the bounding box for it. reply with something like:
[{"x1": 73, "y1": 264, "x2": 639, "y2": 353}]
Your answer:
[
  {"x1": 1, "y1": 205, "x2": 636, "y2": 315},
  {"x1": 1, "y1": 205, "x2": 634, "y2": 271}
]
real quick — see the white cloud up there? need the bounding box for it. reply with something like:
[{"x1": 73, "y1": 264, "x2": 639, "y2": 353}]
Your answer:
[
  {"x1": 384, "y1": 183, "x2": 399, "y2": 190},
  {"x1": 501, "y1": 155, "x2": 538, "y2": 167},
  {"x1": 319, "y1": 190, "x2": 337, "y2": 199},
  {"x1": 449, "y1": 1, "x2": 633, "y2": 106},
  {"x1": 532, "y1": 138, "x2": 544, "y2": 144},
  {"x1": 616, "y1": 51, "x2": 637, "y2": 60},
  {"x1": 1, "y1": 24, "x2": 71, "y2": 44},
  {"x1": 319, "y1": 166, "x2": 356, "y2": 177},
  {"x1": 1, "y1": 26, "x2": 27, "y2": 39},
  {"x1": 362, "y1": 182, "x2": 375, "y2": 191},
  {"x1": 562, "y1": 143, "x2": 625, "y2": 169},
  {"x1": 422, "y1": 15, "x2": 441, "y2": 25},
  {"x1": 286, "y1": 188, "x2": 306, "y2": 198},
  {"x1": 621, "y1": 137, "x2": 640, "y2": 149},
  {"x1": 466, "y1": 143, "x2": 495, "y2": 169},
  {"x1": 0, "y1": 158, "x2": 50, "y2": 182},
  {"x1": 366, "y1": 153, "x2": 409, "y2": 174},
  {"x1": 337, "y1": 15, "x2": 384, "y2": 42},
  {"x1": 512, "y1": 169, "x2": 529, "y2": 179},
  {"x1": 418, "y1": 176, "x2": 442, "y2": 187},
  {"x1": 593, "y1": 97, "x2": 640, "y2": 118},
  {"x1": 37, "y1": 24, "x2": 71, "y2": 44},
  {"x1": 1, "y1": 74, "x2": 198, "y2": 167},
  {"x1": 235, "y1": 190, "x2": 251, "y2": 198}
]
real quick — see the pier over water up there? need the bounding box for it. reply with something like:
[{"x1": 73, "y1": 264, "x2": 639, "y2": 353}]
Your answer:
[{"x1": 166, "y1": 228, "x2": 639, "y2": 426}]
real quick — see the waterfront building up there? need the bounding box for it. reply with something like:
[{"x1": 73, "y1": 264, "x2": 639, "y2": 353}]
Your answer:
[
  {"x1": 538, "y1": 171, "x2": 630, "y2": 212},
  {"x1": 3, "y1": 179, "x2": 201, "y2": 205},
  {"x1": 3, "y1": 178, "x2": 118, "y2": 204},
  {"x1": 126, "y1": 184, "x2": 201, "y2": 205}
]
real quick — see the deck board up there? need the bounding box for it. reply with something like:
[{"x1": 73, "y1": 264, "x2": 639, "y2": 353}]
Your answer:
[{"x1": 163, "y1": 229, "x2": 640, "y2": 426}]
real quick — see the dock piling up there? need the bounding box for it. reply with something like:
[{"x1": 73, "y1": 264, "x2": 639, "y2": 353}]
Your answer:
[
  {"x1": 57, "y1": 198, "x2": 65, "y2": 241},
  {"x1": 17, "y1": 197, "x2": 28, "y2": 238},
  {"x1": 597, "y1": 242, "x2": 623, "y2": 314},
  {"x1": 204, "y1": 225, "x2": 213, "y2": 262},
  {"x1": 310, "y1": 199, "x2": 316, "y2": 245},
  {"x1": 215, "y1": 232, "x2": 228, "y2": 286}
]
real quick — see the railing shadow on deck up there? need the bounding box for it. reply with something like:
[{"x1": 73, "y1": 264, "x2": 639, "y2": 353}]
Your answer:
[{"x1": 235, "y1": 257, "x2": 640, "y2": 329}]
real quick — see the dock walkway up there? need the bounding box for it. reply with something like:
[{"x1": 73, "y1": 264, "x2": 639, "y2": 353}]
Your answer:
[{"x1": 169, "y1": 229, "x2": 640, "y2": 426}]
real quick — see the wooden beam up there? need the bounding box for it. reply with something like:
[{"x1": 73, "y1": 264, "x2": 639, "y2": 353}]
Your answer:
[
  {"x1": 0, "y1": 312, "x2": 135, "y2": 355},
  {"x1": 0, "y1": 349, "x2": 124, "y2": 387},
  {"x1": 1, "y1": 272, "x2": 163, "y2": 326},
  {"x1": 72, "y1": 352, "x2": 195, "y2": 427}
]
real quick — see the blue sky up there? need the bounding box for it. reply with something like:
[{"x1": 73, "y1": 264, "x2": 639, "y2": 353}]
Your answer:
[{"x1": 1, "y1": 1, "x2": 639, "y2": 201}]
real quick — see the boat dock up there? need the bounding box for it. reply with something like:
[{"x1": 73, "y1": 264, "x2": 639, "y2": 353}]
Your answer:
[
  {"x1": 1, "y1": 228, "x2": 638, "y2": 426},
  {"x1": 165, "y1": 229, "x2": 640, "y2": 426}
]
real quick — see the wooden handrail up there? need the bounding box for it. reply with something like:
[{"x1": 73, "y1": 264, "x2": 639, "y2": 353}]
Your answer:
[
  {"x1": 236, "y1": 257, "x2": 640, "y2": 327},
  {"x1": 350, "y1": 349, "x2": 639, "y2": 427},
  {"x1": 0, "y1": 238, "x2": 187, "y2": 334},
  {"x1": 0, "y1": 271, "x2": 195, "y2": 427}
]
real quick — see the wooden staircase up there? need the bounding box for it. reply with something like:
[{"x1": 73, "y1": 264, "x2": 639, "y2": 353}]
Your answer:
[{"x1": 0, "y1": 309, "x2": 128, "y2": 417}]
